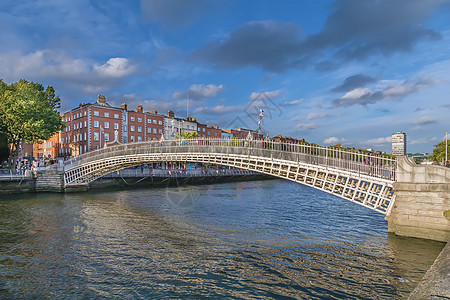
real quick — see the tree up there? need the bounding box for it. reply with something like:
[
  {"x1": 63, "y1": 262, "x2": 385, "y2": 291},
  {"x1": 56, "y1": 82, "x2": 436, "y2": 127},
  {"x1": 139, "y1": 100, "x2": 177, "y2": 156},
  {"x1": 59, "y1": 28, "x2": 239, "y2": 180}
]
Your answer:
[
  {"x1": 0, "y1": 79, "x2": 65, "y2": 169},
  {"x1": 175, "y1": 131, "x2": 199, "y2": 139},
  {"x1": 429, "y1": 140, "x2": 448, "y2": 162}
]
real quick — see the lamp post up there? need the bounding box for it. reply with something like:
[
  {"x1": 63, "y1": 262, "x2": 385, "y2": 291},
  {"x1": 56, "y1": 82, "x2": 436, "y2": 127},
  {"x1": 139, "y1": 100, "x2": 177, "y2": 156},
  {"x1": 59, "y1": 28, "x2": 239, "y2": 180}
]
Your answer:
[{"x1": 446, "y1": 131, "x2": 448, "y2": 163}]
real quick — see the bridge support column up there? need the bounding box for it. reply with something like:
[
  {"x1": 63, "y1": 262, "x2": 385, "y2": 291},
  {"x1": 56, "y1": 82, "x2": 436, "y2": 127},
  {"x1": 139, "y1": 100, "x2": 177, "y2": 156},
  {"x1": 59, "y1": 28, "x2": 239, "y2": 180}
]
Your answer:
[{"x1": 386, "y1": 157, "x2": 450, "y2": 242}]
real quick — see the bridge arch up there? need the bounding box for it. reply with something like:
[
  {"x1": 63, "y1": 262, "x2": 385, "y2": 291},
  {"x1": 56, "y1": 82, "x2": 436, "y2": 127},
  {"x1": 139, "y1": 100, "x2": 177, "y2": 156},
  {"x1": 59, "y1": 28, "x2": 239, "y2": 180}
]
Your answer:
[{"x1": 63, "y1": 139, "x2": 396, "y2": 214}]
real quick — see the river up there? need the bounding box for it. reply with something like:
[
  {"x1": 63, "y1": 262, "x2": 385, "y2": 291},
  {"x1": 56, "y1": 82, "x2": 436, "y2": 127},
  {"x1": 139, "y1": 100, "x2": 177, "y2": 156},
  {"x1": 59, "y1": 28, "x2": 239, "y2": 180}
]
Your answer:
[{"x1": 0, "y1": 179, "x2": 445, "y2": 299}]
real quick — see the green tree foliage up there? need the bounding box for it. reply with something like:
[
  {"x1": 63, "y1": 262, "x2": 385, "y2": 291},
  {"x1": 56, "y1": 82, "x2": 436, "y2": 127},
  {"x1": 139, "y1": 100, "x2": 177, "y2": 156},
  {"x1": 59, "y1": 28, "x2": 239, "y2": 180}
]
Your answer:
[
  {"x1": 175, "y1": 131, "x2": 199, "y2": 139},
  {"x1": 430, "y1": 140, "x2": 448, "y2": 162},
  {"x1": 0, "y1": 79, "x2": 65, "y2": 168}
]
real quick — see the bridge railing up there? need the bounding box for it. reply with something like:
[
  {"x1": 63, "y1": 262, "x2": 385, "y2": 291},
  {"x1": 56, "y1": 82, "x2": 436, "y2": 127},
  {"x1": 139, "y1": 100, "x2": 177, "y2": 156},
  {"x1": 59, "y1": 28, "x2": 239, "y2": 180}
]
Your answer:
[{"x1": 64, "y1": 138, "x2": 397, "y2": 181}]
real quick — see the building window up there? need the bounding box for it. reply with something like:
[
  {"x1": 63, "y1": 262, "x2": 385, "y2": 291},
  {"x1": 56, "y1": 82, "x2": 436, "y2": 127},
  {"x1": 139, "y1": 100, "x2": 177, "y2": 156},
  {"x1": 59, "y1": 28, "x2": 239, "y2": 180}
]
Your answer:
[
  {"x1": 114, "y1": 123, "x2": 119, "y2": 130},
  {"x1": 153, "y1": 120, "x2": 157, "y2": 124},
  {"x1": 84, "y1": 132, "x2": 87, "y2": 141},
  {"x1": 137, "y1": 136, "x2": 142, "y2": 142},
  {"x1": 84, "y1": 111, "x2": 87, "y2": 116},
  {"x1": 104, "y1": 133, "x2": 109, "y2": 142},
  {"x1": 158, "y1": 129, "x2": 162, "y2": 134},
  {"x1": 147, "y1": 119, "x2": 151, "y2": 123},
  {"x1": 137, "y1": 126, "x2": 142, "y2": 133},
  {"x1": 158, "y1": 120, "x2": 162, "y2": 125},
  {"x1": 137, "y1": 118, "x2": 142, "y2": 123},
  {"x1": 130, "y1": 136, "x2": 135, "y2": 142},
  {"x1": 104, "y1": 121, "x2": 109, "y2": 129},
  {"x1": 215, "y1": 132, "x2": 217, "y2": 136},
  {"x1": 153, "y1": 128, "x2": 156, "y2": 134},
  {"x1": 94, "y1": 132, "x2": 99, "y2": 141},
  {"x1": 94, "y1": 111, "x2": 99, "y2": 116},
  {"x1": 104, "y1": 112, "x2": 109, "y2": 117},
  {"x1": 114, "y1": 113, "x2": 119, "y2": 119},
  {"x1": 94, "y1": 120, "x2": 99, "y2": 128},
  {"x1": 147, "y1": 127, "x2": 151, "y2": 133},
  {"x1": 84, "y1": 121, "x2": 87, "y2": 127},
  {"x1": 130, "y1": 116, "x2": 135, "y2": 122},
  {"x1": 203, "y1": 128, "x2": 205, "y2": 132},
  {"x1": 130, "y1": 125, "x2": 135, "y2": 132}
]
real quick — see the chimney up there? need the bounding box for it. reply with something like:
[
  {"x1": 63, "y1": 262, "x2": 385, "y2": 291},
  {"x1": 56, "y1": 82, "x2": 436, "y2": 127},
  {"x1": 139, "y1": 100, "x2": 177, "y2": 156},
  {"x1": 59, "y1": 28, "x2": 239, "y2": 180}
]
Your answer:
[
  {"x1": 213, "y1": 126, "x2": 218, "y2": 129},
  {"x1": 150, "y1": 110, "x2": 157, "y2": 114},
  {"x1": 79, "y1": 103, "x2": 85, "y2": 107},
  {"x1": 137, "y1": 105, "x2": 143, "y2": 113},
  {"x1": 97, "y1": 95, "x2": 106, "y2": 104},
  {"x1": 167, "y1": 110, "x2": 174, "y2": 118},
  {"x1": 121, "y1": 103, "x2": 128, "y2": 110}
]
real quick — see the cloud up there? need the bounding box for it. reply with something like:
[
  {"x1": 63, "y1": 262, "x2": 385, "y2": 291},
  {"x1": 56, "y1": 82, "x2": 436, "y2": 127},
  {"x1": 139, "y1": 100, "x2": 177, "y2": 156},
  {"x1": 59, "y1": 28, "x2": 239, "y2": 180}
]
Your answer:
[
  {"x1": 323, "y1": 137, "x2": 343, "y2": 145},
  {"x1": 172, "y1": 84, "x2": 225, "y2": 100},
  {"x1": 249, "y1": 90, "x2": 283, "y2": 100},
  {"x1": 193, "y1": 104, "x2": 242, "y2": 115},
  {"x1": 291, "y1": 116, "x2": 302, "y2": 121},
  {"x1": 363, "y1": 136, "x2": 392, "y2": 146},
  {"x1": 281, "y1": 98, "x2": 303, "y2": 106},
  {"x1": 306, "y1": 112, "x2": 331, "y2": 120},
  {"x1": 332, "y1": 76, "x2": 437, "y2": 107},
  {"x1": 410, "y1": 116, "x2": 438, "y2": 125},
  {"x1": 331, "y1": 74, "x2": 377, "y2": 93},
  {"x1": 0, "y1": 50, "x2": 138, "y2": 93},
  {"x1": 296, "y1": 122, "x2": 316, "y2": 130},
  {"x1": 191, "y1": 0, "x2": 446, "y2": 72},
  {"x1": 191, "y1": 20, "x2": 305, "y2": 72},
  {"x1": 140, "y1": 0, "x2": 221, "y2": 27}
]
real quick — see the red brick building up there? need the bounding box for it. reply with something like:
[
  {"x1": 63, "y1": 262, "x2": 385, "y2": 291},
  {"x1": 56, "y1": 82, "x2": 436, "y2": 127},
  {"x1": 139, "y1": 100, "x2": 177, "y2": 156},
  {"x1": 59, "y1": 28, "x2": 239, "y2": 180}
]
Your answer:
[{"x1": 223, "y1": 128, "x2": 263, "y2": 140}]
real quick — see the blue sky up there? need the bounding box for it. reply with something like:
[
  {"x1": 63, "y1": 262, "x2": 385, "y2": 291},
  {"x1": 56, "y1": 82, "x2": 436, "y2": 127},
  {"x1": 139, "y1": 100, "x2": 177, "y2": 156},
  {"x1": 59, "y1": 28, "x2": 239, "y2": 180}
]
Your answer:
[{"x1": 1, "y1": 0, "x2": 450, "y2": 153}]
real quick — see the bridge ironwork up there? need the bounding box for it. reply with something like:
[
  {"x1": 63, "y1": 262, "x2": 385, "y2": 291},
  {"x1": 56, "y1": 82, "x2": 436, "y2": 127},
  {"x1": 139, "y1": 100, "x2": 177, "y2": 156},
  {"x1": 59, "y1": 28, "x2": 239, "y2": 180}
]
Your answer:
[{"x1": 64, "y1": 138, "x2": 397, "y2": 214}]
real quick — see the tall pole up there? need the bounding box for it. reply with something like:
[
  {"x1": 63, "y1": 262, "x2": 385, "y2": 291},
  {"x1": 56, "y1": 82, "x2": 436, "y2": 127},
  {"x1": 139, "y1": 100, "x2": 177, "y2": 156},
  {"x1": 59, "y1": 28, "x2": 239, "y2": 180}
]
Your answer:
[{"x1": 187, "y1": 88, "x2": 189, "y2": 118}]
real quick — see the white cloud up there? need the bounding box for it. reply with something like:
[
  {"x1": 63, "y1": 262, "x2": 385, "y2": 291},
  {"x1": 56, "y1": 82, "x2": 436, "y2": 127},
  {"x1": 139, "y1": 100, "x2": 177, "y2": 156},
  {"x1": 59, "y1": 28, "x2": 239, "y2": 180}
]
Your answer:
[
  {"x1": 296, "y1": 122, "x2": 316, "y2": 130},
  {"x1": 291, "y1": 116, "x2": 302, "y2": 121},
  {"x1": 93, "y1": 58, "x2": 137, "y2": 78},
  {"x1": 0, "y1": 50, "x2": 138, "y2": 93},
  {"x1": 249, "y1": 89, "x2": 282, "y2": 100},
  {"x1": 172, "y1": 83, "x2": 225, "y2": 100},
  {"x1": 410, "y1": 116, "x2": 438, "y2": 125},
  {"x1": 323, "y1": 137, "x2": 346, "y2": 145},
  {"x1": 281, "y1": 98, "x2": 303, "y2": 106},
  {"x1": 306, "y1": 112, "x2": 331, "y2": 120},
  {"x1": 363, "y1": 136, "x2": 392, "y2": 146},
  {"x1": 193, "y1": 104, "x2": 242, "y2": 115}
]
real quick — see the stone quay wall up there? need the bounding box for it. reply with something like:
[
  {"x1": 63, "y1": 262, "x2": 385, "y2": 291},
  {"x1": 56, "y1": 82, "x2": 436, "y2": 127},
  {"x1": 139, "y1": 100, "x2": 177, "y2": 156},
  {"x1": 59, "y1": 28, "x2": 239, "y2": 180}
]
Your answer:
[{"x1": 387, "y1": 156, "x2": 450, "y2": 242}]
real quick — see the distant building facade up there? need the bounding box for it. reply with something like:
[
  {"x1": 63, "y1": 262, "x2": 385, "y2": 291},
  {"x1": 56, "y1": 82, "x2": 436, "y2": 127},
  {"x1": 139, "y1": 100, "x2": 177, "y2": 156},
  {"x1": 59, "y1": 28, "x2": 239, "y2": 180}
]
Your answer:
[{"x1": 392, "y1": 132, "x2": 406, "y2": 156}]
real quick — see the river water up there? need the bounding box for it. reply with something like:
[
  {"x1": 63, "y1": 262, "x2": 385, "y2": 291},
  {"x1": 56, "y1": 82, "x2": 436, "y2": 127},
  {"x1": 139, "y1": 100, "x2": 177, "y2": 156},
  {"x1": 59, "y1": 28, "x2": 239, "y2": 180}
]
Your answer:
[{"x1": 0, "y1": 179, "x2": 445, "y2": 299}]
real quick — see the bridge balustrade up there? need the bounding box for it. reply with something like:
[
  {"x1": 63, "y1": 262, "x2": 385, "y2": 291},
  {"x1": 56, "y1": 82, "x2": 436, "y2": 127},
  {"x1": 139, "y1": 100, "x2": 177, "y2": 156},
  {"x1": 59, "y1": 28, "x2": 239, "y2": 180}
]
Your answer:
[{"x1": 64, "y1": 138, "x2": 396, "y2": 181}]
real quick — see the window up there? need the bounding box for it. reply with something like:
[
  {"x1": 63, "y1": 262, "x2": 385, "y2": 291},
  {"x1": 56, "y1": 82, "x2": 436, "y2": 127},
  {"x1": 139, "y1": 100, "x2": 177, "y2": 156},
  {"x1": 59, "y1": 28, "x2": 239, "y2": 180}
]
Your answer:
[
  {"x1": 94, "y1": 111, "x2": 99, "y2": 116},
  {"x1": 215, "y1": 132, "x2": 217, "y2": 136},
  {"x1": 104, "y1": 133, "x2": 109, "y2": 142},
  {"x1": 94, "y1": 132, "x2": 99, "y2": 141},
  {"x1": 198, "y1": 128, "x2": 201, "y2": 131},
  {"x1": 114, "y1": 113, "x2": 119, "y2": 119},
  {"x1": 158, "y1": 120, "x2": 162, "y2": 125},
  {"x1": 94, "y1": 120, "x2": 99, "y2": 128},
  {"x1": 137, "y1": 118, "x2": 142, "y2": 123},
  {"x1": 130, "y1": 136, "x2": 135, "y2": 142},
  {"x1": 147, "y1": 119, "x2": 151, "y2": 124},
  {"x1": 202, "y1": 128, "x2": 205, "y2": 132},
  {"x1": 84, "y1": 132, "x2": 87, "y2": 141},
  {"x1": 104, "y1": 112, "x2": 109, "y2": 117},
  {"x1": 208, "y1": 131, "x2": 210, "y2": 135},
  {"x1": 84, "y1": 111, "x2": 87, "y2": 116},
  {"x1": 114, "y1": 123, "x2": 119, "y2": 130},
  {"x1": 130, "y1": 116, "x2": 135, "y2": 122},
  {"x1": 158, "y1": 129, "x2": 162, "y2": 134},
  {"x1": 153, "y1": 128, "x2": 156, "y2": 134},
  {"x1": 147, "y1": 128, "x2": 151, "y2": 133},
  {"x1": 68, "y1": 125, "x2": 71, "y2": 131},
  {"x1": 137, "y1": 126, "x2": 142, "y2": 133},
  {"x1": 104, "y1": 121, "x2": 109, "y2": 129},
  {"x1": 130, "y1": 125, "x2": 135, "y2": 132},
  {"x1": 84, "y1": 121, "x2": 87, "y2": 127},
  {"x1": 153, "y1": 120, "x2": 157, "y2": 124},
  {"x1": 137, "y1": 136, "x2": 142, "y2": 142}
]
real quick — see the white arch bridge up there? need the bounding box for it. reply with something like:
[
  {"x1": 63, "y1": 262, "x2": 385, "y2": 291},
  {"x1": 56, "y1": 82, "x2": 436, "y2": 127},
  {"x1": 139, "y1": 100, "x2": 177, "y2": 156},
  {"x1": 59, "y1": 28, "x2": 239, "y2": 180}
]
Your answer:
[{"x1": 63, "y1": 138, "x2": 397, "y2": 215}]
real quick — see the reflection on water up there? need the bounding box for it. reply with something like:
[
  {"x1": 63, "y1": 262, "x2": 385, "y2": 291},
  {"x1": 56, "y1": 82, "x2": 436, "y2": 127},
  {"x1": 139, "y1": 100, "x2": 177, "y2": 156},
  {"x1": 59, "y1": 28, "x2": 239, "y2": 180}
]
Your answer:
[{"x1": 0, "y1": 180, "x2": 445, "y2": 299}]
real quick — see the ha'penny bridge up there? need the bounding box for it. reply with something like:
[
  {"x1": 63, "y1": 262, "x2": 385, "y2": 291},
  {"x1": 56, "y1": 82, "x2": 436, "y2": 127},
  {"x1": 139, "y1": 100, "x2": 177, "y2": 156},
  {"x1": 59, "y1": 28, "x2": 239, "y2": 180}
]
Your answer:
[{"x1": 63, "y1": 138, "x2": 397, "y2": 215}]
